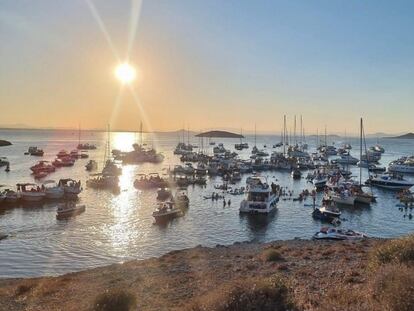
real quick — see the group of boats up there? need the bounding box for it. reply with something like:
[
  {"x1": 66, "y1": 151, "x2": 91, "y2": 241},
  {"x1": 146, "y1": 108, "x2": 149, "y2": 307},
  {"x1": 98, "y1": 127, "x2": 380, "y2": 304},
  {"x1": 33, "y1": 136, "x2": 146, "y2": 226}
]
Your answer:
[
  {"x1": 29, "y1": 148, "x2": 90, "y2": 179},
  {"x1": 0, "y1": 179, "x2": 82, "y2": 204}
]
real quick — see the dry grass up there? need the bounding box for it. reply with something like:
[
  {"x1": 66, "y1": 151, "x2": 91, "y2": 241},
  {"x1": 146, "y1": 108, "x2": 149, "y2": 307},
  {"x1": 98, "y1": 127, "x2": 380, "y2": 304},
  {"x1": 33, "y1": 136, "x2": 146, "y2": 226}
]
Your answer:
[
  {"x1": 369, "y1": 234, "x2": 414, "y2": 268},
  {"x1": 262, "y1": 248, "x2": 284, "y2": 262},
  {"x1": 93, "y1": 289, "x2": 137, "y2": 311},
  {"x1": 185, "y1": 274, "x2": 297, "y2": 311},
  {"x1": 371, "y1": 264, "x2": 414, "y2": 311}
]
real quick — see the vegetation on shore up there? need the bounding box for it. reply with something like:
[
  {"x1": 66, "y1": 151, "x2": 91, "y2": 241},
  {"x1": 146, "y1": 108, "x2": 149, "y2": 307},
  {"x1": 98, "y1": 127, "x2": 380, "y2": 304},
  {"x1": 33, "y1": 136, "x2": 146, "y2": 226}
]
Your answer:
[{"x1": 0, "y1": 236, "x2": 413, "y2": 310}]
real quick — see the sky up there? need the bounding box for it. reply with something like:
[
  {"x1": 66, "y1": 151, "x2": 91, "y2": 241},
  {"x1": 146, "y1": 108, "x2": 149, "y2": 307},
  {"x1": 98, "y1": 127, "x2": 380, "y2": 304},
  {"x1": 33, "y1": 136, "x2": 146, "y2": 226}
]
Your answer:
[{"x1": 0, "y1": 0, "x2": 413, "y2": 134}]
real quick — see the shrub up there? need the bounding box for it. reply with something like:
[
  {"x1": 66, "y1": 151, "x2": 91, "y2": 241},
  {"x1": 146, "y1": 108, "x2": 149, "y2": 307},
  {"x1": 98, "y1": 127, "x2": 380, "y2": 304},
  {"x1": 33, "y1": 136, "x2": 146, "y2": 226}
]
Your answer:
[
  {"x1": 15, "y1": 283, "x2": 34, "y2": 296},
  {"x1": 93, "y1": 289, "x2": 137, "y2": 311},
  {"x1": 185, "y1": 275, "x2": 297, "y2": 311},
  {"x1": 263, "y1": 249, "x2": 284, "y2": 262},
  {"x1": 369, "y1": 235, "x2": 414, "y2": 268},
  {"x1": 372, "y1": 264, "x2": 414, "y2": 311}
]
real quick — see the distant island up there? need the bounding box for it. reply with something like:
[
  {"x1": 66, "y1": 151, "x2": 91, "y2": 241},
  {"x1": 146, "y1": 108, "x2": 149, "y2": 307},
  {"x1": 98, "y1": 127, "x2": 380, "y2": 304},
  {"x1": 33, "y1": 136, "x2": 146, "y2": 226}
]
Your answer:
[
  {"x1": 385, "y1": 132, "x2": 414, "y2": 139},
  {"x1": 0, "y1": 140, "x2": 11, "y2": 147},
  {"x1": 196, "y1": 130, "x2": 244, "y2": 138}
]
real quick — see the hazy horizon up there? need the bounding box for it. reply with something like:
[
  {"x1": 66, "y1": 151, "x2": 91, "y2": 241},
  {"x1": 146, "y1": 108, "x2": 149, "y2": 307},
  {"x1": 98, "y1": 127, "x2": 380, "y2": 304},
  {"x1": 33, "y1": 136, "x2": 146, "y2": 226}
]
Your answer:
[{"x1": 1, "y1": 0, "x2": 414, "y2": 134}]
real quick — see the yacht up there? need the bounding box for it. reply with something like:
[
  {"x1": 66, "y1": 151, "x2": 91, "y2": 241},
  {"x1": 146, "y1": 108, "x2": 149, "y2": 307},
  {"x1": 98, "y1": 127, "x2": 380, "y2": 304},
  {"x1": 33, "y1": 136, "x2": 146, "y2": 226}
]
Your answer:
[
  {"x1": 58, "y1": 179, "x2": 82, "y2": 198},
  {"x1": 367, "y1": 173, "x2": 414, "y2": 191},
  {"x1": 102, "y1": 160, "x2": 122, "y2": 176},
  {"x1": 334, "y1": 154, "x2": 359, "y2": 165},
  {"x1": 329, "y1": 190, "x2": 355, "y2": 206},
  {"x1": 312, "y1": 173, "x2": 328, "y2": 189},
  {"x1": 388, "y1": 157, "x2": 414, "y2": 174},
  {"x1": 312, "y1": 205, "x2": 341, "y2": 222},
  {"x1": 17, "y1": 183, "x2": 45, "y2": 202},
  {"x1": 43, "y1": 180, "x2": 65, "y2": 199},
  {"x1": 239, "y1": 177, "x2": 278, "y2": 214}
]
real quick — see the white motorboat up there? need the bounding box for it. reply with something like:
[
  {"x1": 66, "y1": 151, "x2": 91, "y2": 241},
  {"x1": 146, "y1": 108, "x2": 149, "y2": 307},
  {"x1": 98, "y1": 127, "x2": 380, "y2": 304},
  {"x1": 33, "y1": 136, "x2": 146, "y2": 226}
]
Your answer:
[
  {"x1": 152, "y1": 201, "x2": 182, "y2": 222},
  {"x1": 313, "y1": 227, "x2": 367, "y2": 240},
  {"x1": 56, "y1": 202, "x2": 86, "y2": 219},
  {"x1": 58, "y1": 179, "x2": 82, "y2": 198},
  {"x1": 388, "y1": 157, "x2": 414, "y2": 174},
  {"x1": 3, "y1": 189, "x2": 19, "y2": 203},
  {"x1": 313, "y1": 175, "x2": 328, "y2": 189},
  {"x1": 367, "y1": 173, "x2": 414, "y2": 191},
  {"x1": 334, "y1": 154, "x2": 359, "y2": 165},
  {"x1": 43, "y1": 180, "x2": 65, "y2": 199},
  {"x1": 17, "y1": 183, "x2": 45, "y2": 202},
  {"x1": 329, "y1": 190, "x2": 355, "y2": 206},
  {"x1": 240, "y1": 177, "x2": 278, "y2": 214}
]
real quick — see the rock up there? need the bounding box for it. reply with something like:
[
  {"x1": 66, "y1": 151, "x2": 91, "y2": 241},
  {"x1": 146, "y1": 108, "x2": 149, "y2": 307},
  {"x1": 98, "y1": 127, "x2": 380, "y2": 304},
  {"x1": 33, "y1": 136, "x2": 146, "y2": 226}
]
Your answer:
[{"x1": 0, "y1": 140, "x2": 11, "y2": 147}]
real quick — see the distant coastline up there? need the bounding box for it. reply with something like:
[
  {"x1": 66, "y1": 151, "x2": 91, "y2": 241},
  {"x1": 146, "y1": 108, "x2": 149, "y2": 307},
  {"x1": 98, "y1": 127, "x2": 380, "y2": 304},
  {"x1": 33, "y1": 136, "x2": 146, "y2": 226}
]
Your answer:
[{"x1": 384, "y1": 132, "x2": 414, "y2": 139}]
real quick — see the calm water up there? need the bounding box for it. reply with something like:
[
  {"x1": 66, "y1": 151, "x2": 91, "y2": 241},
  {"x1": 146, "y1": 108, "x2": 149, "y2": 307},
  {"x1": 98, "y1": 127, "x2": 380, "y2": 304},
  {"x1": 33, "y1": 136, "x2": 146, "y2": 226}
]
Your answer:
[{"x1": 0, "y1": 129, "x2": 413, "y2": 278}]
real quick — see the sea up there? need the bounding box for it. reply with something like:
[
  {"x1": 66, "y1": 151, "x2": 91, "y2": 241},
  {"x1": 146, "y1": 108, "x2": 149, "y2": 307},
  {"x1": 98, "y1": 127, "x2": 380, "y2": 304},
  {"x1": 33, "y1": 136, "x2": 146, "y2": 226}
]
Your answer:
[{"x1": 0, "y1": 128, "x2": 413, "y2": 278}]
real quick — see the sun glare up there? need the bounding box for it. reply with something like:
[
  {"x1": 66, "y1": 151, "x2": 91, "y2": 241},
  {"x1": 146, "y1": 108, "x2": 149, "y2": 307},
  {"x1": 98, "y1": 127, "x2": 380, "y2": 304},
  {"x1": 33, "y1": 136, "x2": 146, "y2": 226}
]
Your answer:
[{"x1": 115, "y1": 63, "x2": 136, "y2": 84}]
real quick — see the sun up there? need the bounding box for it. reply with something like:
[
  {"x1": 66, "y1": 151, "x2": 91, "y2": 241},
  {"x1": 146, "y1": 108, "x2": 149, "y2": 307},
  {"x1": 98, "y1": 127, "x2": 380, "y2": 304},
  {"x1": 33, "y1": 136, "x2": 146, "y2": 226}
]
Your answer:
[{"x1": 115, "y1": 63, "x2": 136, "y2": 84}]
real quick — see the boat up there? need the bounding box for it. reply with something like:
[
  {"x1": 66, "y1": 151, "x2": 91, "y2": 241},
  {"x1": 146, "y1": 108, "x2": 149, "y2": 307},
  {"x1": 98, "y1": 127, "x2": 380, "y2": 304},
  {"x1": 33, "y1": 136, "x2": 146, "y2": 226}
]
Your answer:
[
  {"x1": 157, "y1": 187, "x2": 172, "y2": 201},
  {"x1": 0, "y1": 157, "x2": 9, "y2": 167},
  {"x1": 77, "y1": 143, "x2": 97, "y2": 150},
  {"x1": 312, "y1": 205, "x2": 341, "y2": 222},
  {"x1": 134, "y1": 173, "x2": 168, "y2": 189},
  {"x1": 27, "y1": 146, "x2": 44, "y2": 156},
  {"x1": 174, "y1": 189, "x2": 189, "y2": 209},
  {"x1": 85, "y1": 160, "x2": 98, "y2": 171},
  {"x1": 312, "y1": 174, "x2": 328, "y2": 189},
  {"x1": 388, "y1": 157, "x2": 414, "y2": 174},
  {"x1": 333, "y1": 154, "x2": 359, "y2": 165},
  {"x1": 367, "y1": 173, "x2": 414, "y2": 191},
  {"x1": 102, "y1": 160, "x2": 122, "y2": 176},
  {"x1": 17, "y1": 183, "x2": 45, "y2": 202},
  {"x1": 239, "y1": 177, "x2": 278, "y2": 214},
  {"x1": 56, "y1": 150, "x2": 70, "y2": 158},
  {"x1": 56, "y1": 202, "x2": 86, "y2": 219},
  {"x1": 291, "y1": 168, "x2": 302, "y2": 180},
  {"x1": 330, "y1": 189, "x2": 355, "y2": 206},
  {"x1": 30, "y1": 161, "x2": 56, "y2": 174},
  {"x1": 86, "y1": 174, "x2": 119, "y2": 190},
  {"x1": 3, "y1": 189, "x2": 19, "y2": 203},
  {"x1": 313, "y1": 227, "x2": 367, "y2": 240},
  {"x1": 52, "y1": 157, "x2": 75, "y2": 167},
  {"x1": 58, "y1": 179, "x2": 82, "y2": 198},
  {"x1": 43, "y1": 180, "x2": 65, "y2": 199},
  {"x1": 152, "y1": 201, "x2": 182, "y2": 222}
]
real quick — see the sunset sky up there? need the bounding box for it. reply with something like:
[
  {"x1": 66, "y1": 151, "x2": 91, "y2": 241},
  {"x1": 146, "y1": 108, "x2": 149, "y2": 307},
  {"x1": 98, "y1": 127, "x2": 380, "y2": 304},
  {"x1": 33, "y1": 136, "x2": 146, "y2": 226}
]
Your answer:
[{"x1": 1, "y1": 0, "x2": 413, "y2": 134}]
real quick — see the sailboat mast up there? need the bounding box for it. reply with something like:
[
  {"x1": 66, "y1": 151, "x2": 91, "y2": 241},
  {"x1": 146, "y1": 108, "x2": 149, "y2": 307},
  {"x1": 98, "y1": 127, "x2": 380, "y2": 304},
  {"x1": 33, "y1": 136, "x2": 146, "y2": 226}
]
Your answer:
[
  {"x1": 294, "y1": 115, "x2": 297, "y2": 145},
  {"x1": 360, "y1": 118, "x2": 362, "y2": 186},
  {"x1": 78, "y1": 123, "x2": 81, "y2": 146},
  {"x1": 283, "y1": 115, "x2": 286, "y2": 155},
  {"x1": 300, "y1": 115, "x2": 303, "y2": 145},
  {"x1": 254, "y1": 124, "x2": 257, "y2": 147},
  {"x1": 140, "y1": 121, "x2": 143, "y2": 146}
]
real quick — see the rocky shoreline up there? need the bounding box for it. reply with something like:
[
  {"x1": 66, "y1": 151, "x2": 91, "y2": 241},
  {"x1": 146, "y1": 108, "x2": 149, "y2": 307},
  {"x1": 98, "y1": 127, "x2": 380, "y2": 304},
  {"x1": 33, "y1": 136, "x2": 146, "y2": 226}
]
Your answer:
[
  {"x1": 0, "y1": 140, "x2": 11, "y2": 147},
  {"x1": 2, "y1": 237, "x2": 404, "y2": 311}
]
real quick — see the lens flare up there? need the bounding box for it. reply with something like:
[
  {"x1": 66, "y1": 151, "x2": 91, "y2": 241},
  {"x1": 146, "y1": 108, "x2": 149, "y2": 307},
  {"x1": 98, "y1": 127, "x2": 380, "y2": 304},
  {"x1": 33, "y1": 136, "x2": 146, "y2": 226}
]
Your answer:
[{"x1": 115, "y1": 63, "x2": 136, "y2": 84}]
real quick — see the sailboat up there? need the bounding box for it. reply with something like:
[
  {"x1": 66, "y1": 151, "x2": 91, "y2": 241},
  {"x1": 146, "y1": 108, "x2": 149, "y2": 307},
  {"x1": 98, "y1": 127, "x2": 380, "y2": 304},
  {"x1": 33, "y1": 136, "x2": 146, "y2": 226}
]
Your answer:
[
  {"x1": 77, "y1": 124, "x2": 97, "y2": 150},
  {"x1": 86, "y1": 124, "x2": 121, "y2": 190},
  {"x1": 354, "y1": 118, "x2": 375, "y2": 204}
]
